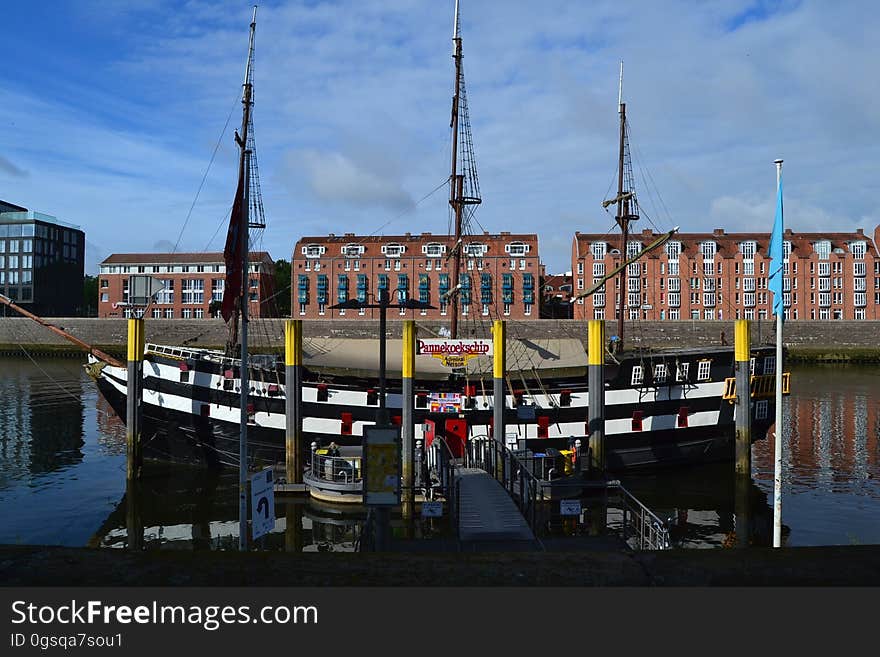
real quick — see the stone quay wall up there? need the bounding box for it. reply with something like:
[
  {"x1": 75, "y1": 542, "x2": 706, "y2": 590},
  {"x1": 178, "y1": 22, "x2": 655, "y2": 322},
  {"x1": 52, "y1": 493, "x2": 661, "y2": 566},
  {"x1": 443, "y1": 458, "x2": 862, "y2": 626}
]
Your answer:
[{"x1": 1, "y1": 317, "x2": 879, "y2": 361}]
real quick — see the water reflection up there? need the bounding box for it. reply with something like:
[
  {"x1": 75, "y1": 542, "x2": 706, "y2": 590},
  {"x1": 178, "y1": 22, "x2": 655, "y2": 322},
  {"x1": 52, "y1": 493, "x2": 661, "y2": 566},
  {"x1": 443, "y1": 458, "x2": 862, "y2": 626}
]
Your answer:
[
  {"x1": 0, "y1": 358, "x2": 85, "y2": 484},
  {"x1": 753, "y1": 364, "x2": 880, "y2": 546},
  {"x1": 619, "y1": 463, "x2": 774, "y2": 548},
  {"x1": 90, "y1": 464, "x2": 370, "y2": 552},
  {"x1": 2, "y1": 358, "x2": 880, "y2": 548},
  {"x1": 0, "y1": 357, "x2": 126, "y2": 546}
]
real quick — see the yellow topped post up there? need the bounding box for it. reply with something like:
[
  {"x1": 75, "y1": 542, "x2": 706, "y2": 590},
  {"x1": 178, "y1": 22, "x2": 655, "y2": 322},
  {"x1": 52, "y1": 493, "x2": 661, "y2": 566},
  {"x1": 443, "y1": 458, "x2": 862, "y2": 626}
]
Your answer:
[
  {"x1": 126, "y1": 318, "x2": 145, "y2": 483},
  {"x1": 285, "y1": 320, "x2": 304, "y2": 485},
  {"x1": 588, "y1": 319, "x2": 604, "y2": 366},
  {"x1": 735, "y1": 318, "x2": 750, "y2": 363},
  {"x1": 493, "y1": 320, "x2": 506, "y2": 379},
  {"x1": 127, "y1": 318, "x2": 145, "y2": 363},
  {"x1": 401, "y1": 321, "x2": 416, "y2": 521},
  {"x1": 492, "y1": 320, "x2": 507, "y2": 480},
  {"x1": 587, "y1": 320, "x2": 605, "y2": 473},
  {"x1": 285, "y1": 318, "x2": 303, "y2": 366},
  {"x1": 734, "y1": 318, "x2": 753, "y2": 546},
  {"x1": 734, "y1": 319, "x2": 752, "y2": 476}
]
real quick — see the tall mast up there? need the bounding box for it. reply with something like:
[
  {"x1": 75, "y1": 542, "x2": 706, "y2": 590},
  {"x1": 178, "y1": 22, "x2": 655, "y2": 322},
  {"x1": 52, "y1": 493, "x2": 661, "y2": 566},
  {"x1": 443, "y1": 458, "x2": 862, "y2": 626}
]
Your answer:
[
  {"x1": 616, "y1": 100, "x2": 627, "y2": 348},
  {"x1": 447, "y1": 0, "x2": 481, "y2": 340},
  {"x1": 449, "y1": 0, "x2": 464, "y2": 339},
  {"x1": 613, "y1": 61, "x2": 637, "y2": 351},
  {"x1": 237, "y1": 5, "x2": 257, "y2": 553}
]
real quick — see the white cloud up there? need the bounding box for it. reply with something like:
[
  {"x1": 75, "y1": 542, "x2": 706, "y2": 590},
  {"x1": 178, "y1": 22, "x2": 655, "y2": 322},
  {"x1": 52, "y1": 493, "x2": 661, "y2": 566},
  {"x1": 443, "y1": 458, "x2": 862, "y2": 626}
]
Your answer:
[{"x1": 5, "y1": 0, "x2": 880, "y2": 276}]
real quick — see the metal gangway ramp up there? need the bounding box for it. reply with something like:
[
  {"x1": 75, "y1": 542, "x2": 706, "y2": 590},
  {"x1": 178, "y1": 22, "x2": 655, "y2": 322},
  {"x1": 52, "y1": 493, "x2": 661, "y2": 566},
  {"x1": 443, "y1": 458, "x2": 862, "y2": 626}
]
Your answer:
[{"x1": 455, "y1": 467, "x2": 537, "y2": 546}]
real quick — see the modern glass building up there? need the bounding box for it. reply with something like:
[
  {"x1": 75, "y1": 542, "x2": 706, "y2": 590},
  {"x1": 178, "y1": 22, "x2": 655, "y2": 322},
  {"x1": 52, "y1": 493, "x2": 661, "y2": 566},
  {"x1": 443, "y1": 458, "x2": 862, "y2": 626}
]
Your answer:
[{"x1": 0, "y1": 202, "x2": 85, "y2": 316}]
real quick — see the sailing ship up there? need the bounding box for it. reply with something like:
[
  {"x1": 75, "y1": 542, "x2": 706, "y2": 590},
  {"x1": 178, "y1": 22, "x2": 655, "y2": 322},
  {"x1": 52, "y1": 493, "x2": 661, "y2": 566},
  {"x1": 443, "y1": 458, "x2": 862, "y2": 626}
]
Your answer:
[{"x1": 1, "y1": 2, "x2": 787, "y2": 476}]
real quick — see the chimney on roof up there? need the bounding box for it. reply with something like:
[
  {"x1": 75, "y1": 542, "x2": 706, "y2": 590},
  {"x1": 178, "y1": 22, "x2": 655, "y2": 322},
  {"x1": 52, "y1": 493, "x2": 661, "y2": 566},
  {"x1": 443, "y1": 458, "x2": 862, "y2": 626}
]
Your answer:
[
  {"x1": 329, "y1": 233, "x2": 335, "y2": 238},
  {"x1": 784, "y1": 228, "x2": 793, "y2": 235},
  {"x1": 642, "y1": 228, "x2": 652, "y2": 237},
  {"x1": 857, "y1": 228, "x2": 864, "y2": 235},
  {"x1": 500, "y1": 231, "x2": 510, "y2": 236},
  {"x1": 713, "y1": 228, "x2": 724, "y2": 237},
  {"x1": 421, "y1": 231, "x2": 431, "y2": 236},
  {"x1": 344, "y1": 232, "x2": 354, "y2": 237},
  {"x1": 405, "y1": 232, "x2": 411, "y2": 237}
]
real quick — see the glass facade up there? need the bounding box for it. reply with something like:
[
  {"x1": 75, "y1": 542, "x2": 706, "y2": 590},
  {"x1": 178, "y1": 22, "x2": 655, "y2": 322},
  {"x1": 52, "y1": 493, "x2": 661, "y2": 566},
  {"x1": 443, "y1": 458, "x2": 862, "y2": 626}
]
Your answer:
[{"x1": 0, "y1": 213, "x2": 84, "y2": 315}]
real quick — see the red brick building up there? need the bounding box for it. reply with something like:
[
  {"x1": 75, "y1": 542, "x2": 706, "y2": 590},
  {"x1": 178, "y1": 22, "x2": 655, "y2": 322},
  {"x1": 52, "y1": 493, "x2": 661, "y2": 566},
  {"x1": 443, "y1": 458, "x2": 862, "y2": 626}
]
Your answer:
[
  {"x1": 540, "y1": 270, "x2": 573, "y2": 319},
  {"x1": 98, "y1": 252, "x2": 277, "y2": 319},
  {"x1": 572, "y1": 226, "x2": 880, "y2": 321},
  {"x1": 292, "y1": 232, "x2": 540, "y2": 320}
]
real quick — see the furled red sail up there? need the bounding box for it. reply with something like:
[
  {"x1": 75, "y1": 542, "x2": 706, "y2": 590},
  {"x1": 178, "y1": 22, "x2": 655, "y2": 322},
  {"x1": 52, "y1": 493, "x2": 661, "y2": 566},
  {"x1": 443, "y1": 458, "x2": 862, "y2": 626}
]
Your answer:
[{"x1": 221, "y1": 169, "x2": 246, "y2": 322}]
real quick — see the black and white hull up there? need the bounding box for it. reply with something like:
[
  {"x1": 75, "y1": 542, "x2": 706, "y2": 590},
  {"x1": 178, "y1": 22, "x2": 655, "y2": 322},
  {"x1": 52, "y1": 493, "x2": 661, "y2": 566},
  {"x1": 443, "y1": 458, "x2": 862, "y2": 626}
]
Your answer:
[{"x1": 88, "y1": 341, "x2": 779, "y2": 472}]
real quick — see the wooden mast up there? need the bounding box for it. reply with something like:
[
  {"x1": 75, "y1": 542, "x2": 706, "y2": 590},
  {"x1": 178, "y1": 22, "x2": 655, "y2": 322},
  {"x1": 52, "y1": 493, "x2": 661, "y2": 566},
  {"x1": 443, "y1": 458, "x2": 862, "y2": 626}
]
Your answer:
[
  {"x1": 615, "y1": 60, "x2": 628, "y2": 350},
  {"x1": 449, "y1": 0, "x2": 464, "y2": 340},
  {"x1": 225, "y1": 9, "x2": 255, "y2": 358},
  {"x1": 613, "y1": 61, "x2": 637, "y2": 352},
  {"x1": 236, "y1": 5, "x2": 257, "y2": 553},
  {"x1": 616, "y1": 99, "x2": 628, "y2": 349}
]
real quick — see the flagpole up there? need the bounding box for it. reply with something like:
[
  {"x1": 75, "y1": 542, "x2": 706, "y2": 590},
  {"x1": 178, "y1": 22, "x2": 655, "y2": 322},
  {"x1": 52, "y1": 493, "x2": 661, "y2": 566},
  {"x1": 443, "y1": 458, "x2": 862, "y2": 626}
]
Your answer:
[{"x1": 773, "y1": 158, "x2": 784, "y2": 548}]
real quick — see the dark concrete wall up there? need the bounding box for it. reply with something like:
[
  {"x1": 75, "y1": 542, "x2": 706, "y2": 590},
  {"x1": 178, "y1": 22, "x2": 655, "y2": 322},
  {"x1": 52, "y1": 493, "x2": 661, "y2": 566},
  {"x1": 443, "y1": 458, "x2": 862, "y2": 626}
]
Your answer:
[{"x1": 1, "y1": 543, "x2": 880, "y2": 586}]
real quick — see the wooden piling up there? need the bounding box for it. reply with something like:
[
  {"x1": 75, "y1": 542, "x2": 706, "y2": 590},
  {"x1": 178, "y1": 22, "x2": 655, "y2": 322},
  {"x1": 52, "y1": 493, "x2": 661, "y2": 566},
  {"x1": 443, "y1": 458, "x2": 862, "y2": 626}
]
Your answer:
[
  {"x1": 493, "y1": 320, "x2": 506, "y2": 482},
  {"x1": 401, "y1": 320, "x2": 416, "y2": 522},
  {"x1": 284, "y1": 320, "x2": 303, "y2": 485},
  {"x1": 125, "y1": 318, "x2": 144, "y2": 482},
  {"x1": 587, "y1": 319, "x2": 605, "y2": 473},
  {"x1": 735, "y1": 319, "x2": 752, "y2": 476}
]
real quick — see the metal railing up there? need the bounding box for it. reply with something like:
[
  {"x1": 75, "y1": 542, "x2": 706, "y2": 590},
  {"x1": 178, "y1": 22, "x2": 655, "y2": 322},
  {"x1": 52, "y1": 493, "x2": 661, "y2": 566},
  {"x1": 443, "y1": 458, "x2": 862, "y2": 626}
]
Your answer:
[
  {"x1": 426, "y1": 435, "x2": 670, "y2": 551},
  {"x1": 308, "y1": 452, "x2": 363, "y2": 485},
  {"x1": 610, "y1": 482, "x2": 671, "y2": 551}
]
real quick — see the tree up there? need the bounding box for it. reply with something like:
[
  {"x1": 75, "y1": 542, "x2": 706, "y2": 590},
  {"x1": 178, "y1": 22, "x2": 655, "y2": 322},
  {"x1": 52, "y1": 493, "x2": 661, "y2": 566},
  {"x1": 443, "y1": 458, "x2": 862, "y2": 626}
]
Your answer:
[
  {"x1": 82, "y1": 275, "x2": 99, "y2": 317},
  {"x1": 273, "y1": 258, "x2": 292, "y2": 317}
]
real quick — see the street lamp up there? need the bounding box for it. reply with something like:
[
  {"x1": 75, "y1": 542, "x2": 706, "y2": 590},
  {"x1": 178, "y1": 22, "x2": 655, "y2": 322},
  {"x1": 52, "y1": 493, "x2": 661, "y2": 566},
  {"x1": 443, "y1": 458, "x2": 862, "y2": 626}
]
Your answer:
[
  {"x1": 330, "y1": 290, "x2": 434, "y2": 552},
  {"x1": 330, "y1": 290, "x2": 435, "y2": 424}
]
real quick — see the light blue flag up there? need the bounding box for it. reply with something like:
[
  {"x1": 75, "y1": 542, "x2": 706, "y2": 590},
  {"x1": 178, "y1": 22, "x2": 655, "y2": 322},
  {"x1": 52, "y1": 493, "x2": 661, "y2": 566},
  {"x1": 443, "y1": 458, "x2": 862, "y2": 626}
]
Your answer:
[{"x1": 768, "y1": 171, "x2": 784, "y2": 317}]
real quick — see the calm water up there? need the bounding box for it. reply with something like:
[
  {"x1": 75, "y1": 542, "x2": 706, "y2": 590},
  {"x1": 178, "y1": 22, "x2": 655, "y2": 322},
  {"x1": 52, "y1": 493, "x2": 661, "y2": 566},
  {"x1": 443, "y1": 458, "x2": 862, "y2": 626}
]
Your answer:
[{"x1": 0, "y1": 357, "x2": 878, "y2": 549}]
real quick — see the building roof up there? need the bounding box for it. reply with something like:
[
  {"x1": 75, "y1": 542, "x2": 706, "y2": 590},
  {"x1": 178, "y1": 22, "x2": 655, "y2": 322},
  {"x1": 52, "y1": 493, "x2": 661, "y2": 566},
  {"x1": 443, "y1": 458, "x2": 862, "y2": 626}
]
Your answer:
[
  {"x1": 573, "y1": 226, "x2": 879, "y2": 259},
  {"x1": 101, "y1": 251, "x2": 273, "y2": 265},
  {"x1": 0, "y1": 200, "x2": 28, "y2": 213},
  {"x1": 295, "y1": 232, "x2": 538, "y2": 259},
  {"x1": 296, "y1": 232, "x2": 536, "y2": 245}
]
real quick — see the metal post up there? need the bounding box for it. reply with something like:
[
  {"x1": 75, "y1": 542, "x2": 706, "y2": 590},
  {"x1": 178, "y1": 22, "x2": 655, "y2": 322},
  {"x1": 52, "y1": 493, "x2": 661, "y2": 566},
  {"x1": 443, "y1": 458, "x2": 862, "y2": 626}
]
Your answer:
[
  {"x1": 402, "y1": 320, "x2": 416, "y2": 522},
  {"x1": 734, "y1": 319, "x2": 753, "y2": 547},
  {"x1": 378, "y1": 289, "x2": 388, "y2": 422},
  {"x1": 735, "y1": 319, "x2": 752, "y2": 475},
  {"x1": 588, "y1": 319, "x2": 606, "y2": 473},
  {"x1": 238, "y1": 143, "x2": 252, "y2": 553},
  {"x1": 285, "y1": 320, "x2": 303, "y2": 485},
  {"x1": 493, "y1": 320, "x2": 506, "y2": 481},
  {"x1": 773, "y1": 158, "x2": 785, "y2": 548},
  {"x1": 126, "y1": 318, "x2": 145, "y2": 482}
]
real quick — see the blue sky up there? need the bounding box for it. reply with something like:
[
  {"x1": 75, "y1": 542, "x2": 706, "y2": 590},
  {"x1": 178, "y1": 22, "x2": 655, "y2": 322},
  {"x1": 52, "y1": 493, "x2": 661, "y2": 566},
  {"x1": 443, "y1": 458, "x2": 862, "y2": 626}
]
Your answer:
[{"x1": 1, "y1": 0, "x2": 878, "y2": 275}]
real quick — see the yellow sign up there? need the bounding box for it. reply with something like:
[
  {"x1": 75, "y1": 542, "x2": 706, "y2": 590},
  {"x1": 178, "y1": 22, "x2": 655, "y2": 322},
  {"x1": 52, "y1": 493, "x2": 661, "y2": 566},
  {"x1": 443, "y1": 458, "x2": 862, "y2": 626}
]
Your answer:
[{"x1": 363, "y1": 426, "x2": 401, "y2": 506}]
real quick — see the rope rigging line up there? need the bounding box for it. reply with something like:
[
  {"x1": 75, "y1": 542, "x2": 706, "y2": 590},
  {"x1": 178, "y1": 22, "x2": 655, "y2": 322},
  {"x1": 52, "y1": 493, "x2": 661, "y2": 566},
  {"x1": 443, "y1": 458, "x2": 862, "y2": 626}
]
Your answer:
[{"x1": 173, "y1": 90, "x2": 241, "y2": 258}]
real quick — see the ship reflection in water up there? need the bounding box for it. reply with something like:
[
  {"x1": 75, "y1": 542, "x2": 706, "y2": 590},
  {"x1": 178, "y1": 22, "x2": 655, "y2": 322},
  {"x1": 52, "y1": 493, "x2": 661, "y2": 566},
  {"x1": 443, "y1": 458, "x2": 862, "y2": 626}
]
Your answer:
[
  {"x1": 92, "y1": 463, "x2": 457, "y2": 552},
  {"x1": 90, "y1": 466, "x2": 372, "y2": 552},
  {"x1": 618, "y1": 463, "x2": 775, "y2": 548},
  {"x1": 1, "y1": 359, "x2": 879, "y2": 549}
]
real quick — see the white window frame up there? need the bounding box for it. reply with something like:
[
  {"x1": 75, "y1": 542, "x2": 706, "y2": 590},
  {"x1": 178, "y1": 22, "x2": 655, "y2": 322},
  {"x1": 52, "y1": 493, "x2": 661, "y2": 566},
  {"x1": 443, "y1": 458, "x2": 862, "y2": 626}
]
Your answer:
[
  {"x1": 696, "y1": 360, "x2": 712, "y2": 382},
  {"x1": 631, "y1": 365, "x2": 644, "y2": 386},
  {"x1": 653, "y1": 363, "x2": 668, "y2": 384}
]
